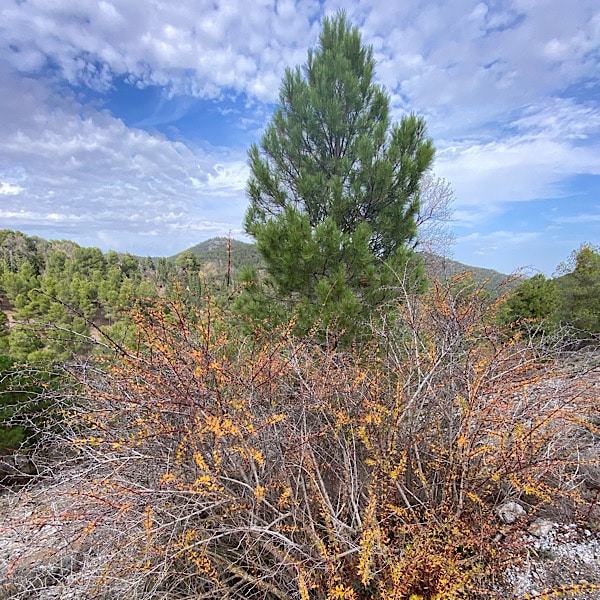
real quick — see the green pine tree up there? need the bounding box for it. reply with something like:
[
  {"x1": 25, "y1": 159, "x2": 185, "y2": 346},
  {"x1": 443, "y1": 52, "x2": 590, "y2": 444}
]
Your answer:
[
  {"x1": 243, "y1": 11, "x2": 434, "y2": 343},
  {"x1": 555, "y1": 243, "x2": 600, "y2": 336},
  {"x1": 500, "y1": 273, "x2": 559, "y2": 334}
]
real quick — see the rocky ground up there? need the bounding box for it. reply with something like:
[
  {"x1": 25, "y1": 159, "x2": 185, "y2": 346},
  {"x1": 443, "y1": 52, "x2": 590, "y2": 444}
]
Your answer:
[
  {"x1": 502, "y1": 519, "x2": 600, "y2": 599},
  {"x1": 1, "y1": 350, "x2": 598, "y2": 599},
  {"x1": 1, "y1": 470, "x2": 599, "y2": 599}
]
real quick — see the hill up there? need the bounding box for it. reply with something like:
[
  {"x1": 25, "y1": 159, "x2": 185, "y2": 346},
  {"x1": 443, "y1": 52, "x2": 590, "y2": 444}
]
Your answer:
[
  {"x1": 170, "y1": 237, "x2": 263, "y2": 272},
  {"x1": 173, "y1": 238, "x2": 512, "y2": 291},
  {"x1": 421, "y1": 252, "x2": 517, "y2": 291}
]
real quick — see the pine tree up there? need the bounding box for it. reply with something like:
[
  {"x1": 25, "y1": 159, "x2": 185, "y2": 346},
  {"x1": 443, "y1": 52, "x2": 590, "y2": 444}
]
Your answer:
[
  {"x1": 243, "y1": 11, "x2": 434, "y2": 342},
  {"x1": 556, "y1": 243, "x2": 600, "y2": 336},
  {"x1": 499, "y1": 273, "x2": 559, "y2": 334}
]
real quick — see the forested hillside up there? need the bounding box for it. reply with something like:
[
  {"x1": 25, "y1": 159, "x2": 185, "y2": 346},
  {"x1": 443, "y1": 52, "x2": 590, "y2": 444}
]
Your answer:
[
  {"x1": 0, "y1": 229, "x2": 157, "y2": 363},
  {"x1": 0, "y1": 232, "x2": 261, "y2": 364},
  {"x1": 500, "y1": 242, "x2": 600, "y2": 340},
  {"x1": 1, "y1": 228, "x2": 598, "y2": 365},
  {"x1": 172, "y1": 237, "x2": 263, "y2": 272}
]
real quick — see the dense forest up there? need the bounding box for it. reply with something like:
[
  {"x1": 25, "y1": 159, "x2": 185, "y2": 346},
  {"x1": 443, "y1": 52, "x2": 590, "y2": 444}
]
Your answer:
[
  {"x1": 0, "y1": 228, "x2": 597, "y2": 369},
  {"x1": 0, "y1": 231, "x2": 263, "y2": 363}
]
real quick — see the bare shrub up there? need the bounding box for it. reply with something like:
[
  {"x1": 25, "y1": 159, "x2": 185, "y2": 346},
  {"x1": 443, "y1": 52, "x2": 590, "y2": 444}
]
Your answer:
[{"x1": 3, "y1": 280, "x2": 599, "y2": 599}]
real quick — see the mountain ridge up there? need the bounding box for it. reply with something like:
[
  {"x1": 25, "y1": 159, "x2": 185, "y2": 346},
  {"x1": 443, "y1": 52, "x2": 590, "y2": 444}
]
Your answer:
[{"x1": 173, "y1": 237, "x2": 513, "y2": 290}]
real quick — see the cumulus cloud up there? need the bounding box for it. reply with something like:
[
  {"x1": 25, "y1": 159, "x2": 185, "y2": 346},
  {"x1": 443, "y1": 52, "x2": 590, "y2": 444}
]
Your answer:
[
  {"x1": 1, "y1": 0, "x2": 322, "y2": 102},
  {"x1": 365, "y1": 1, "x2": 600, "y2": 127},
  {"x1": 434, "y1": 92, "x2": 600, "y2": 220},
  {"x1": 0, "y1": 182, "x2": 24, "y2": 196},
  {"x1": 0, "y1": 0, "x2": 599, "y2": 272},
  {"x1": 436, "y1": 133, "x2": 600, "y2": 210},
  {"x1": 0, "y1": 62, "x2": 249, "y2": 255}
]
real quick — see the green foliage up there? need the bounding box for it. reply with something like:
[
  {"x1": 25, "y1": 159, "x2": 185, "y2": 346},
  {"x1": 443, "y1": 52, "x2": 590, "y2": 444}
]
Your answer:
[
  {"x1": 0, "y1": 355, "x2": 25, "y2": 450},
  {"x1": 0, "y1": 230, "x2": 48, "y2": 274},
  {"x1": 175, "y1": 237, "x2": 263, "y2": 272},
  {"x1": 7, "y1": 325, "x2": 44, "y2": 361},
  {"x1": 0, "y1": 354, "x2": 59, "y2": 451},
  {"x1": 154, "y1": 257, "x2": 172, "y2": 286},
  {"x1": 69, "y1": 246, "x2": 106, "y2": 278},
  {"x1": 243, "y1": 12, "x2": 434, "y2": 343},
  {"x1": 174, "y1": 250, "x2": 200, "y2": 271},
  {"x1": 554, "y1": 243, "x2": 600, "y2": 336},
  {"x1": 499, "y1": 273, "x2": 559, "y2": 332},
  {"x1": 0, "y1": 231, "x2": 159, "y2": 362},
  {"x1": 1, "y1": 260, "x2": 39, "y2": 302},
  {"x1": 497, "y1": 244, "x2": 600, "y2": 341},
  {"x1": 0, "y1": 311, "x2": 8, "y2": 353}
]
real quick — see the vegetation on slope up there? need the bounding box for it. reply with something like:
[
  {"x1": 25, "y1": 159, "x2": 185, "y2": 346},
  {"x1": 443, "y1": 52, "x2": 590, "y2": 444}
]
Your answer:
[{"x1": 500, "y1": 243, "x2": 600, "y2": 343}]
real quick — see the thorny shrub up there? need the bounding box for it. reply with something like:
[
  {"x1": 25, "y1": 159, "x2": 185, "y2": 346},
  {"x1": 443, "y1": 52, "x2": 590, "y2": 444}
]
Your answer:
[{"x1": 3, "y1": 275, "x2": 599, "y2": 599}]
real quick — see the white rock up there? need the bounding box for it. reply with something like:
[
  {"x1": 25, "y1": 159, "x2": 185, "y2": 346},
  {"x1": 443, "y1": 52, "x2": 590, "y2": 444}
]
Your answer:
[
  {"x1": 528, "y1": 519, "x2": 555, "y2": 538},
  {"x1": 497, "y1": 501, "x2": 527, "y2": 524}
]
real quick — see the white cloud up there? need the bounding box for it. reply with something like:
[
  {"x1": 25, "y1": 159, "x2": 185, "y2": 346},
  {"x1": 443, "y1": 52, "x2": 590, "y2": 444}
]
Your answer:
[
  {"x1": 1, "y1": 0, "x2": 322, "y2": 101},
  {"x1": 203, "y1": 162, "x2": 249, "y2": 195},
  {"x1": 458, "y1": 230, "x2": 540, "y2": 247},
  {"x1": 436, "y1": 134, "x2": 600, "y2": 210},
  {"x1": 513, "y1": 98, "x2": 600, "y2": 140},
  {"x1": 0, "y1": 182, "x2": 25, "y2": 196},
  {"x1": 551, "y1": 212, "x2": 600, "y2": 225},
  {"x1": 0, "y1": 63, "x2": 249, "y2": 255},
  {"x1": 3, "y1": 0, "x2": 598, "y2": 116},
  {"x1": 435, "y1": 96, "x2": 600, "y2": 215},
  {"x1": 364, "y1": 0, "x2": 600, "y2": 137}
]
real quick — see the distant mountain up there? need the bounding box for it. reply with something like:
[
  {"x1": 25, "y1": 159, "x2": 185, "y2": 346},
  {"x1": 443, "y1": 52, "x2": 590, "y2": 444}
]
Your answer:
[
  {"x1": 174, "y1": 237, "x2": 512, "y2": 291},
  {"x1": 171, "y1": 237, "x2": 264, "y2": 272},
  {"x1": 420, "y1": 253, "x2": 517, "y2": 292}
]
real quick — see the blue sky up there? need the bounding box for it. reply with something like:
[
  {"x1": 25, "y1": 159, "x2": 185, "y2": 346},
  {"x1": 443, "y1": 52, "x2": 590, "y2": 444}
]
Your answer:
[{"x1": 0, "y1": 0, "x2": 598, "y2": 276}]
